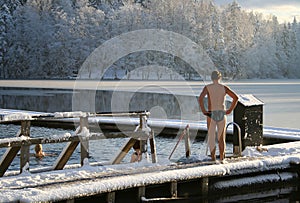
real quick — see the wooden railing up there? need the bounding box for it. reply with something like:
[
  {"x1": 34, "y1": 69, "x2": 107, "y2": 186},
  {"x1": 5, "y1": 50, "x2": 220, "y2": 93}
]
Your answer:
[{"x1": 0, "y1": 111, "x2": 157, "y2": 177}]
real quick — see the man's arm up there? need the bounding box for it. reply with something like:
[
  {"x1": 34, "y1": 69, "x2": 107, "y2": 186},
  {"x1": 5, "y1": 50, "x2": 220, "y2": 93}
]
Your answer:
[
  {"x1": 198, "y1": 86, "x2": 209, "y2": 115},
  {"x1": 225, "y1": 86, "x2": 238, "y2": 115}
]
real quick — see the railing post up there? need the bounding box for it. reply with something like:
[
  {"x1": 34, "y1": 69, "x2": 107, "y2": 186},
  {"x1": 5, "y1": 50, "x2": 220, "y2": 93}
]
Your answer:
[
  {"x1": 20, "y1": 120, "x2": 31, "y2": 173},
  {"x1": 184, "y1": 125, "x2": 191, "y2": 158},
  {"x1": 79, "y1": 116, "x2": 89, "y2": 166},
  {"x1": 149, "y1": 130, "x2": 157, "y2": 163}
]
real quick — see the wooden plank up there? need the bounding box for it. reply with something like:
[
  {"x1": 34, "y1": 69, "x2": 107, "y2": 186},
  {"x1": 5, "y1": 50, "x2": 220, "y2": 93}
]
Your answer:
[
  {"x1": 53, "y1": 141, "x2": 80, "y2": 170},
  {"x1": 111, "y1": 138, "x2": 137, "y2": 164},
  {"x1": 0, "y1": 146, "x2": 20, "y2": 177}
]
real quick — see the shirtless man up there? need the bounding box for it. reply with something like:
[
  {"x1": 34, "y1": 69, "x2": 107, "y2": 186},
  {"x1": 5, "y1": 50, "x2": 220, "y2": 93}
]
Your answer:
[{"x1": 198, "y1": 70, "x2": 238, "y2": 161}]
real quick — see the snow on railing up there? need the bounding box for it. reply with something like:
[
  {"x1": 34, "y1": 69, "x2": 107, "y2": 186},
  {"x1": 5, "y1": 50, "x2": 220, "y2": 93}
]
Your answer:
[{"x1": 0, "y1": 110, "x2": 155, "y2": 177}]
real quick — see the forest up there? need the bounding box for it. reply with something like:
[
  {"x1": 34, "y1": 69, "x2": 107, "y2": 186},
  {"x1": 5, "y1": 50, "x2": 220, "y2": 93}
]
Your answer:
[{"x1": 0, "y1": 0, "x2": 299, "y2": 79}]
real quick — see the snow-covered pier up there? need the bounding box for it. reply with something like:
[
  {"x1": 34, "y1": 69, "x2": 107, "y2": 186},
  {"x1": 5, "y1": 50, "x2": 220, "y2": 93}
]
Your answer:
[{"x1": 0, "y1": 142, "x2": 299, "y2": 202}]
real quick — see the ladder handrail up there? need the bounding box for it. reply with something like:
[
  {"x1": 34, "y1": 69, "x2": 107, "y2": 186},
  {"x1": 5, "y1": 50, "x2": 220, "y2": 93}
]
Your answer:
[{"x1": 226, "y1": 122, "x2": 242, "y2": 157}]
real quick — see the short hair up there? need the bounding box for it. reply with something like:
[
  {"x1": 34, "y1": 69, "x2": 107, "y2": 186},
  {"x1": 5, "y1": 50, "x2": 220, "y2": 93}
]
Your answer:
[{"x1": 211, "y1": 70, "x2": 222, "y2": 80}]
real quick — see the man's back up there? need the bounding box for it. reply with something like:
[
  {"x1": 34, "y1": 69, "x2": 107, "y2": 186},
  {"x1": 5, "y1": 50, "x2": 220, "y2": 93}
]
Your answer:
[{"x1": 206, "y1": 83, "x2": 226, "y2": 111}]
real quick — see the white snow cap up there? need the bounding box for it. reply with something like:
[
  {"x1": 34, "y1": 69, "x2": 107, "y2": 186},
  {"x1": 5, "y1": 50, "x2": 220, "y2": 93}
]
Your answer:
[
  {"x1": 54, "y1": 111, "x2": 89, "y2": 118},
  {"x1": 1, "y1": 113, "x2": 32, "y2": 121},
  {"x1": 238, "y1": 94, "x2": 264, "y2": 106}
]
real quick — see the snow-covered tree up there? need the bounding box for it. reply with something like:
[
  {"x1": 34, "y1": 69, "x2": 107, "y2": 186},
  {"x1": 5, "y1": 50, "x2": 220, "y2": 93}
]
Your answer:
[{"x1": 1, "y1": 0, "x2": 300, "y2": 79}]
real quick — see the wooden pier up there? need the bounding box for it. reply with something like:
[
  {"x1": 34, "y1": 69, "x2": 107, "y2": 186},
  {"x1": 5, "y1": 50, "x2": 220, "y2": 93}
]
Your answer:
[
  {"x1": 0, "y1": 110, "x2": 300, "y2": 202},
  {"x1": 0, "y1": 147, "x2": 299, "y2": 202}
]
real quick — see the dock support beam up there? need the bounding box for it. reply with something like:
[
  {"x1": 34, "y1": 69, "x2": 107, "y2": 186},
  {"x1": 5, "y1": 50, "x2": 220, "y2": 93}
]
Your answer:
[
  {"x1": 0, "y1": 146, "x2": 21, "y2": 177},
  {"x1": 138, "y1": 186, "x2": 146, "y2": 202},
  {"x1": 53, "y1": 141, "x2": 79, "y2": 170},
  {"x1": 171, "y1": 181, "x2": 177, "y2": 198},
  {"x1": 112, "y1": 138, "x2": 137, "y2": 164},
  {"x1": 107, "y1": 192, "x2": 115, "y2": 203}
]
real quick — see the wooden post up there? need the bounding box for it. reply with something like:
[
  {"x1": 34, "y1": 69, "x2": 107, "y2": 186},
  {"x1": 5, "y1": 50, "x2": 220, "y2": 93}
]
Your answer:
[
  {"x1": 149, "y1": 131, "x2": 157, "y2": 163},
  {"x1": 20, "y1": 120, "x2": 31, "y2": 137},
  {"x1": 107, "y1": 192, "x2": 115, "y2": 203},
  {"x1": 139, "y1": 114, "x2": 143, "y2": 129},
  {"x1": 170, "y1": 181, "x2": 177, "y2": 198},
  {"x1": 184, "y1": 125, "x2": 191, "y2": 158},
  {"x1": 79, "y1": 116, "x2": 89, "y2": 166},
  {"x1": 20, "y1": 120, "x2": 31, "y2": 173},
  {"x1": 138, "y1": 186, "x2": 146, "y2": 202},
  {"x1": 200, "y1": 177, "x2": 209, "y2": 197},
  {"x1": 136, "y1": 186, "x2": 146, "y2": 202}
]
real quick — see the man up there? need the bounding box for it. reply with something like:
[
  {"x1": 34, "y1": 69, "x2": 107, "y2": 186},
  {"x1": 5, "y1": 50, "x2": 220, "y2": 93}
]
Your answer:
[{"x1": 198, "y1": 70, "x2": 238, "y2": 162}]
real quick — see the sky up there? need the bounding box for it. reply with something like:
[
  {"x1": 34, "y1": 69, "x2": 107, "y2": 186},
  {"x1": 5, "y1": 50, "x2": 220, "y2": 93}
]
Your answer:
[{"x1": 214, "y1": 0, "x2": 300, "y2": 23}]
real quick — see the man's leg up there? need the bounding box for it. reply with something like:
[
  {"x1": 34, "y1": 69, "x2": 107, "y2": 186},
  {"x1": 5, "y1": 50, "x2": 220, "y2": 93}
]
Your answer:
[
  {"x1": 208, "y1": 119, "x2": 217, "y2": 161},
  {"x1": 217, "y1": 116, "x2": 227, "y2": 161}
]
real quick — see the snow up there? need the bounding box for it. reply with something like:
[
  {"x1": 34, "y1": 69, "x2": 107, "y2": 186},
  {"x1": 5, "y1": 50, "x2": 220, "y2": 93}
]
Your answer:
[
  {"x1": 0, "y1": 135, "x2": 30, "y2": 147},
  {"x1": 54, "y1": 111, "x2": 89, "y2": 118},
  {"x1": 238, "y1": 94, "x2": 264, "y2": 106},
  {"x1": 0, "y1": 141, "x2": 299, "y2": 202},
  {"x1": 134, "y1": 115, "x2": 152, "y2": 135},
  {"x1": 0, "y1": 113, "x2": 33, "y2": 122}
]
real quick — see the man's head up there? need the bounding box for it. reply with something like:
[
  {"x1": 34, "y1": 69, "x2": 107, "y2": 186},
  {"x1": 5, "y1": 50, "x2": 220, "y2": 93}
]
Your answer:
[{"x1": 211, "y1": 70, "x2": 222, "y2": 81}]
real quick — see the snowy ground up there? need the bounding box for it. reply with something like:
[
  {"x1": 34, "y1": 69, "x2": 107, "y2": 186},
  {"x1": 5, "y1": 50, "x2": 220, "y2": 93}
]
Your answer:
[{"x1": 0, "y1": 141, "x2": 299, "y2": 202}]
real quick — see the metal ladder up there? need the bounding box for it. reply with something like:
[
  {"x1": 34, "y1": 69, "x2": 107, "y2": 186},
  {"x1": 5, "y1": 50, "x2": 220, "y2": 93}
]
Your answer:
[{"x1": 226, "y1": 122, "x2": 242, "y2": 157}]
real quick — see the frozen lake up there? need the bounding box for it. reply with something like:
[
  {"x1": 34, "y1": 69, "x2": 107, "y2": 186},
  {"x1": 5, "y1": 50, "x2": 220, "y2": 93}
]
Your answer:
[
  {"x1": 227, "y1": 80, "x2": 300, "y2": 130},
  {"x1": 0, "y1": 79, "x2": 299, "y2": 129}
]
